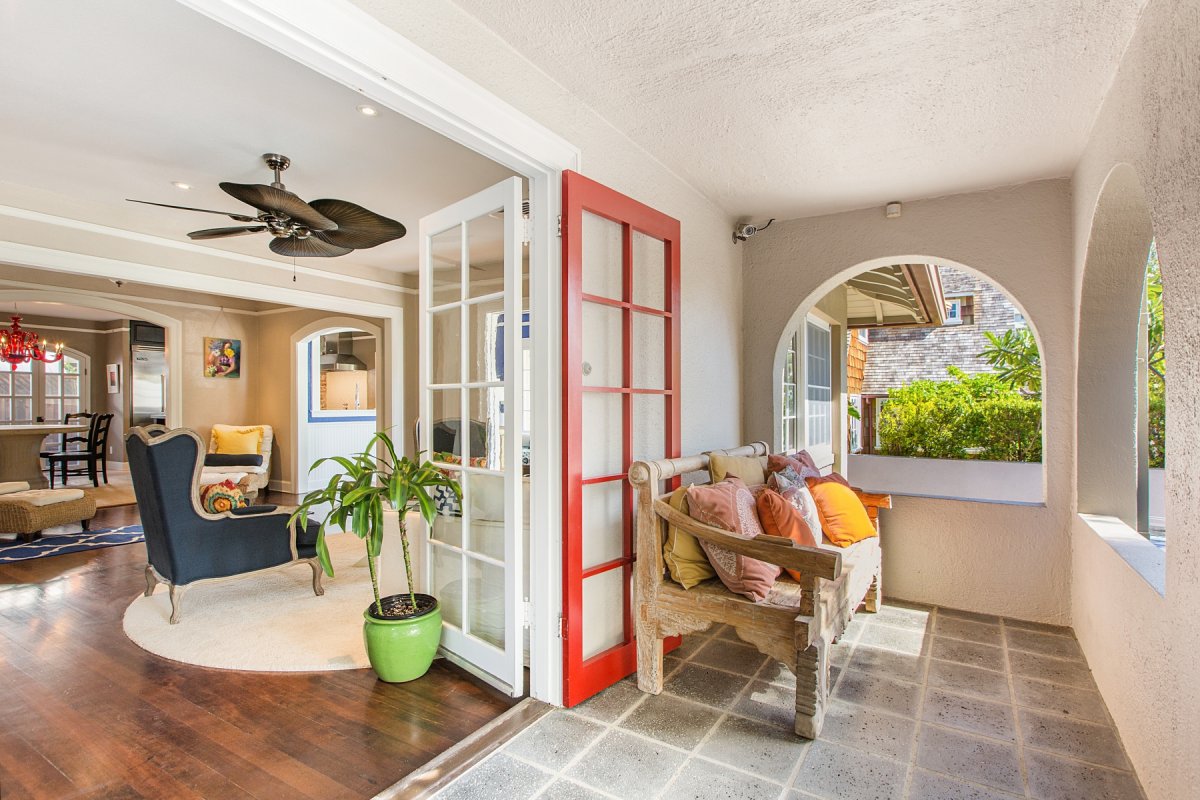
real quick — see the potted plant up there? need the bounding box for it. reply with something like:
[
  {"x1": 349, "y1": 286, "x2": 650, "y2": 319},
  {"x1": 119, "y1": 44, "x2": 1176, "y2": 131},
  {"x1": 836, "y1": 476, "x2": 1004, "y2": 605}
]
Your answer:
[{"x1": 290, "y1": 430, "x2": 460, "y2": 683}]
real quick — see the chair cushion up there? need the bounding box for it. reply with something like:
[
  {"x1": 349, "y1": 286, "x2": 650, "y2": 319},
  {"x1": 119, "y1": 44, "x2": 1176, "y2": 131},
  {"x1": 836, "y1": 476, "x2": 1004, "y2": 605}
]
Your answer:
[
  {"x1": 662, "y1": 486, "x2": 716, "y2": 589},
  {"x1": 0, "y1": 481, "x2": 30, "y2": 496},
  {"x1": 204, "y1": 453, "x2": 264, "y2": 468},
  {"x1": 212, "y1": 425, "x2": 265, "y2": 455},
  {"x1": 2, "y1": 488, "x2": 86, "y2": 507}
]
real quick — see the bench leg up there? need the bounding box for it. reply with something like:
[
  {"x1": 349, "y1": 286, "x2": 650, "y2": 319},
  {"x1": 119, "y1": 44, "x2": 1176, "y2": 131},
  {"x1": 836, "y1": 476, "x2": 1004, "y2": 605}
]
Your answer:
[
  {"x1": 794, "y1": 640, "x2": 829, "y2": 739},
  {"x1": 636, "y1": 620, "x2": 665, "y2": 695},
  {"x1": 865, "y1": 570, "x2": 882, "y2": 613}
]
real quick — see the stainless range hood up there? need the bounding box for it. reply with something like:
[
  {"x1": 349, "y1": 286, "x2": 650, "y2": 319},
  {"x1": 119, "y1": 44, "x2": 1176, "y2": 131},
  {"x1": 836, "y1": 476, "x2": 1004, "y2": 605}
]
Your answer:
[{"x1": 320, "y1": 332, "x2": 368, "y2": 371}]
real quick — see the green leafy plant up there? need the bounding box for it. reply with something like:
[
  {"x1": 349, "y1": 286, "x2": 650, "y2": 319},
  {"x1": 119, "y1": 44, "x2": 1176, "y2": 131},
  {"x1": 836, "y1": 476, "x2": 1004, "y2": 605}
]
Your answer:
[
  {"x1": 977, "y1": 328, "x2": 1042, "y2": 397},
  {"x1": 289, "y1": 431, "x2": 461, "y2": 617}
]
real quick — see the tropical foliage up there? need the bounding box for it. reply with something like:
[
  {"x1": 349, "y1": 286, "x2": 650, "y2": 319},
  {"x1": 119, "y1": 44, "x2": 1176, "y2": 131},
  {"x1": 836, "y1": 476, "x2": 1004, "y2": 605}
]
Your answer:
[{"x1": 977, "y1": 328, "x2": 1041, "y2": 397}]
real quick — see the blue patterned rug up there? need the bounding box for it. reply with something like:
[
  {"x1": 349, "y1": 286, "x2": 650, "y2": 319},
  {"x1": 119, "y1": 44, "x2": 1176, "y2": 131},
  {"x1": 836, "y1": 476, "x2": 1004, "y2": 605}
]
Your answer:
[{"x1": 0, "y1": 525, "x2": 144, "y2": 563}]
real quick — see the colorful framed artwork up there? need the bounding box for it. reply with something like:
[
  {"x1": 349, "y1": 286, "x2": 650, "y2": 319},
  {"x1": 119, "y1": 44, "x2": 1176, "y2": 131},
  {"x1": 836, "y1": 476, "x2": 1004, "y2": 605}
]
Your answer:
[
  {"x1": 105, "y1": 363, "x2": 121, "y2": 394},
  {"x1": 203, "y1": 337, "x2": 241, "y2": 378}
]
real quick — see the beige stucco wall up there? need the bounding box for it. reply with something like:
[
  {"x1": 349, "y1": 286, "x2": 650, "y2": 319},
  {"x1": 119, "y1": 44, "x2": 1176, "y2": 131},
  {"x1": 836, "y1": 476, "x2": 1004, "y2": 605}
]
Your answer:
[
  {"x1": 741, "y1": 179, "x2": 1075, "y2": 622},
  {"x1": 1069, "y1": 1, "x2": 1200, "y2": 798}
]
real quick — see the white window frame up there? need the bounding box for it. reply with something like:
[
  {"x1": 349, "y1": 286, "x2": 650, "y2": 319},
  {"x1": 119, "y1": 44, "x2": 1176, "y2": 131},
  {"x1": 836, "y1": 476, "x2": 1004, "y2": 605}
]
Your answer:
[
  {"x1": 803, "y1": 316, "x2": 834, "y2": 466},
  {"x1": 42, "y1": 348, "x2": 91, "y2": 423},
  {"x1": 780, "y1": 332, "x2": 799, "y2": 452},
  {"x1": 945, "y1": 297, "x2": 964, "y2": 325}
]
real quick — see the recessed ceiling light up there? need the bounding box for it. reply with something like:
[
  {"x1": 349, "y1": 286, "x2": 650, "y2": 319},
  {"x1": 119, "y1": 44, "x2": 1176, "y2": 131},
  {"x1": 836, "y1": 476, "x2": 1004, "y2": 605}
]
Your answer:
[
  {"x1": 357, "y1": 104, "x2": 379, "y2": 117},
  {"x1": 172, "y1": 181, "x2": 192, "y2": 190}
]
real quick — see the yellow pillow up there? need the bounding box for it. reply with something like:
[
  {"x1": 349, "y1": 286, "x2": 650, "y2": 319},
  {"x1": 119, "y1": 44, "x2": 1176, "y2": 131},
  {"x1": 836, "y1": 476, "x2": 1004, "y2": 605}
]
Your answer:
[
  {"x1": 806, "y1": 480, "x2": 877, "y2": 547},
  {"x1": 213, "y1": 425, "x2": 264, "y2": 455},
  {"x1": 663, "y1": 487, "x2": 715, "y2": 588},
  {"x1": 708, "y1": 454, "x2": 768, "y2": 486}
]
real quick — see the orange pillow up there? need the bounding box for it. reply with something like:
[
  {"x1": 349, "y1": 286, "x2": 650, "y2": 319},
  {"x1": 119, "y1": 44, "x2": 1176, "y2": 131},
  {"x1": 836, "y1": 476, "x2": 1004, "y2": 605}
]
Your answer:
[
  {"x1": 755, "y1": 488, "x2": 817, "y2": 581},
  {"x1": 805, "y1": 478, "x2": 877, "y2": 548}
]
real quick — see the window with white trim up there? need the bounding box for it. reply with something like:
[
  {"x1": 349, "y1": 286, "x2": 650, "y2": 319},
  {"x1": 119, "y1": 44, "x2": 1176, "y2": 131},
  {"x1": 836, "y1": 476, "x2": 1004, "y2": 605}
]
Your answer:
[
  {"x1": 805, "y1": 318, "x2": 833, "y2": 455},
  {"x1": 781, "y1": 332, "x2": 799, "y2": 452}
]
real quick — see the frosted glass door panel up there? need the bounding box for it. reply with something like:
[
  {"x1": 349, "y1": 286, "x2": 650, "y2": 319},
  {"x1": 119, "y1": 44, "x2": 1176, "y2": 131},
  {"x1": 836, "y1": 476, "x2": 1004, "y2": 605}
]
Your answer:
[
  {"x1": 430, "y1": 225, "x2": 463, "y2": 305},
  {"x1": 582, "y1": 481, "x2": 625, "y2": 570},
  {"x1": 581, "y1": 303, "x2": 622, "y2": 388},
  {"x1": 430, "y1": 308, "x2": 462, "y2": 385},
  {"x1": 631, "y1": 231, "x2": 666, "y2": 310},
  {"x1": 582, "y1": 393, "x2": 624, "y2": 477},
  {"x1": 632, "y1": 394, "x2": 667, "y2": 464},
  {"x1": 632, "y1": 313, "x2": 665, "y2": 390},
  {"x1": 581, "y1": 211, "x2": 623, "y2": 299},
  {"x1": 582, "y1": 569, "x2": 627, "y2": 660}
]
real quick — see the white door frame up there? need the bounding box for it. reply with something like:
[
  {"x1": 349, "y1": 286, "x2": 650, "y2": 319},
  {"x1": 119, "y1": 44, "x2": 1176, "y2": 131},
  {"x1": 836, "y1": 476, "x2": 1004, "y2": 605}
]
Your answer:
[{"x1": 176, "y1": 0, "x2": 581, "y2": 705}]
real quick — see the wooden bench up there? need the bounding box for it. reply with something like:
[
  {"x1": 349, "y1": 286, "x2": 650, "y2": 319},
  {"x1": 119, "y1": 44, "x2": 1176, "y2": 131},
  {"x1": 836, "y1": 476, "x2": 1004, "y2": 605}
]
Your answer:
[{"x1": 629, "y1": 442, "x2": 890, "y2": 738}]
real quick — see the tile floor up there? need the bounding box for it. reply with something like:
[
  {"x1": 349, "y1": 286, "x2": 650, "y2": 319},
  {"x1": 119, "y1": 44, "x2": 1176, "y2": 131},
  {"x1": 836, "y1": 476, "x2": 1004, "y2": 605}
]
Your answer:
[{"x1": 434, "y1": 604, "x2": 1146, "y2": 800}]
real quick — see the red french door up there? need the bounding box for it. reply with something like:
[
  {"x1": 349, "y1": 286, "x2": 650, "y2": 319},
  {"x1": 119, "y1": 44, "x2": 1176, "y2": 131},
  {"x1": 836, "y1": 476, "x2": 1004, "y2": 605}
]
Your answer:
[{"x1": 562, "y1": 170, "x2": 681, "y2": 706}]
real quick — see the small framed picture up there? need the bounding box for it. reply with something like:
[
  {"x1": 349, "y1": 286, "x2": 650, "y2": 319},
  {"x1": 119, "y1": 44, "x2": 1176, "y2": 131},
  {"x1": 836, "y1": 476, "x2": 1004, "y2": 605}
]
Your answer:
[
  {"x1": 106, "y1": 363, "x2": 121, "y2": 394},
  {"x1": 204, "y1": 337, "x2": 241, "y2": 378}
]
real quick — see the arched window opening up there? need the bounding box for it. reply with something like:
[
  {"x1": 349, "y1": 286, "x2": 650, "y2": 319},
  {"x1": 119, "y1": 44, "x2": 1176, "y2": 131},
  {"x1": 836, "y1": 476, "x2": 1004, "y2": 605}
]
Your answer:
[{"x1": 1141, "y1": 240, "x2": 1166, "y2": 545}]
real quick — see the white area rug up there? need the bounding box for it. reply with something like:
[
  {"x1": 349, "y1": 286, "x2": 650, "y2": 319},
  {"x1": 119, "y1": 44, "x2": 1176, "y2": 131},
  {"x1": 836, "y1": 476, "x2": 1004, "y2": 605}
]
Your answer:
[{"x1": 123, "y1": 533, "x2": 374, "y2": 672}]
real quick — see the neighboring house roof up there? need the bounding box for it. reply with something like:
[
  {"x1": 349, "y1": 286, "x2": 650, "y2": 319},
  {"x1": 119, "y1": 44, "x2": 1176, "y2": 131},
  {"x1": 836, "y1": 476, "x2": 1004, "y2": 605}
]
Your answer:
[
  {"x1": 859, "y1": 267, "x2": 1025, "y2": 396},
  {"x1": 844, "y1": 264, "x2": 947, "y2": 327}
]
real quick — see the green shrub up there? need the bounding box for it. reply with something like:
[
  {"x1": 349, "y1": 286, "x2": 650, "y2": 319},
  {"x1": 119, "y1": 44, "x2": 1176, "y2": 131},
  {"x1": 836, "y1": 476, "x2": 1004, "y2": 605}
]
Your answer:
[
  {"x1": 876, "y1": 368, "x2": 1042, "y2": 463},
  {"x1": 1149, "y1": 387, "x2": 1165, "y2": 469}
]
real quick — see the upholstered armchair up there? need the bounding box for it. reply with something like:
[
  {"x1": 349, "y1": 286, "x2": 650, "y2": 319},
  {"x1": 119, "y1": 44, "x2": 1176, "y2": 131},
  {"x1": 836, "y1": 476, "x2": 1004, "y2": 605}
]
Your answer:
[{"x1": 126, "y1": 426, "x2": 323, "y2": 624}]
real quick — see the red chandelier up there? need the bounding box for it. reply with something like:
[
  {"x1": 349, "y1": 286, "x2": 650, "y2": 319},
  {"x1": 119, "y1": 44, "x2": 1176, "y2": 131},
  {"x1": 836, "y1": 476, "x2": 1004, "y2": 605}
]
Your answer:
[{"x1": 0, "y1": 316, "x2": 63, "y2": 371}]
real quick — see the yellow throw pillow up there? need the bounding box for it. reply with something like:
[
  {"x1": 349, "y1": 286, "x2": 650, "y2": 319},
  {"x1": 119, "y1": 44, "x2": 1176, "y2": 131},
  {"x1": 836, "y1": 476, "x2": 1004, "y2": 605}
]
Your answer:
[
  {"x1": 213, "y1": 425, "x2": 264, "y2": 455},
  {"x1": 708, "y1": 453, "x2": 768, "y2": 486},
  {"x1": 806, "y1": 479, "x2": 877, "y2": 547},
  {"x1": 662, "y1": 487, "x2": 716, "y2": 588}
]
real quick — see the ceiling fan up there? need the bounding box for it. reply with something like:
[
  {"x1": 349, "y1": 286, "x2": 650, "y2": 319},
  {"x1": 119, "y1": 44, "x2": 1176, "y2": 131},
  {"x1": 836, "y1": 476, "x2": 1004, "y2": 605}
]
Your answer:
[{"x1": 127, "y1": 153, "x2": 406, "y2": 257}]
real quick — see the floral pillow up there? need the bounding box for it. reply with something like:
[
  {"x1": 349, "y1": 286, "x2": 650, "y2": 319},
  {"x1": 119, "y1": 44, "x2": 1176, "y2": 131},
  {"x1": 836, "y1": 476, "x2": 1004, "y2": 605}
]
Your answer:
[
  {"x1": 685, "y1": 477, "x2": 781, "y2": 602},
  {"x1": 199, "y1": 480, "x2": 247, "y2": 514}
]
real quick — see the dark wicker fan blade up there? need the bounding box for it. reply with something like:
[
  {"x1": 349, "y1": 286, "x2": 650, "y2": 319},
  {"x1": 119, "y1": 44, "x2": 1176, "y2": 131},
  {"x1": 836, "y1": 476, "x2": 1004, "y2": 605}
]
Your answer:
[
  {"x1": 219, "y1": 182, "x2": 337, "y2": 231},
  {"x1": 126, "y1": 199, "x2": 259, "y2": 223},
  {"x1": 187, "y1": 225, "x2": 268, "y2": 240},
  {"x1": 269, "y1": 235, "x2": 353, "y2": 258},
  {"x1": 308, "y1": 199, "x2": 406, "y2": 249}
]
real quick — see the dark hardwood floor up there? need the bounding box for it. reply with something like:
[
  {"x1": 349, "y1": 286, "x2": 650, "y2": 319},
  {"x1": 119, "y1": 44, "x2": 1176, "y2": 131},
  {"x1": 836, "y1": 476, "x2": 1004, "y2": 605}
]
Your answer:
[{"x1": 0, "y1": 504, "x2": 518, "y2": 800}]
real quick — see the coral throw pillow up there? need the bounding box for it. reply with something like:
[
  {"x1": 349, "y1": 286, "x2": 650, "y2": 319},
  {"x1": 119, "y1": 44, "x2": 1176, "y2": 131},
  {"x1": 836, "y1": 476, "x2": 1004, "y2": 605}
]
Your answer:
[
  {"x1": 804, "y1": 470, "x2": 852, "y2": 489},
  {"x1": 662, "y1": 487, "x2": 716, "y2": 589},
  {"x1": 767, "y1": 452, "x2": 818, "y2": 478},
  {"x1": 755, "y1": 488, "x2": 817, "y2": 581},
  {"x1": 200, "y1": 480, "x2": 247, "y2": 514},
  {"x1": 768, "y1": 472, "x2": 825, "y2": 543},
  {"x1": 805, "y1": 478, "x2": 877, "y2": 547},
  {"x1": 685, "y1": 477, "x2": 780, "y2": 602}
]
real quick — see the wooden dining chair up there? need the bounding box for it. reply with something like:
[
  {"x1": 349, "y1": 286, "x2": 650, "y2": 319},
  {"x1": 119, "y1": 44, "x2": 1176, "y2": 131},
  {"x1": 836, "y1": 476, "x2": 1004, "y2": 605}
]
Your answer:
[{"x1": 46, "y1": 413, "x2": 113, "y2": 488}]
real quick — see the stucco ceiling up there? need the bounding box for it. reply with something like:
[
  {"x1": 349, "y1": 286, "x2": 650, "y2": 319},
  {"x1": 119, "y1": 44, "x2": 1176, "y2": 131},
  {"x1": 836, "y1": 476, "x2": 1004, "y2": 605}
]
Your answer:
[
  {"x1": 0, "y1": 0, "x2": 516, "y2": 276},
  {"x1": 450, "y1": 0, "x2": 1146, "y2": 219}
]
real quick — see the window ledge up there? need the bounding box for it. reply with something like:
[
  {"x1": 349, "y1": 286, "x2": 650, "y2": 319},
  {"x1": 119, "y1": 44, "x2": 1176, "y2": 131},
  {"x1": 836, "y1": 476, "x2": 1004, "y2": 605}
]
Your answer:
[{"x1": 1078, "y1": 513, "x2": 1165, "y2": 596}]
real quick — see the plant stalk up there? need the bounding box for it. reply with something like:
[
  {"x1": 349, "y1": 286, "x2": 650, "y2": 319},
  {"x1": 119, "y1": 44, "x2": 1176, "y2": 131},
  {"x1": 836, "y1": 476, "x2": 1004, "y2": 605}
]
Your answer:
[
  {"x1": 399, "y1": 519, "x2": 417, "y2": 612},
  {"x1": 366, "y1": 539, "x2": 382, "y2": 617}
]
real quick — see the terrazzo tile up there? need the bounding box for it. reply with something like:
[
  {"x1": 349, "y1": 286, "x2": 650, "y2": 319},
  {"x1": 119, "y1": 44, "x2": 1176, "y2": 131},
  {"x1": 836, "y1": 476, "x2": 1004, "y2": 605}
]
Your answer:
[
  {"x1": 914, "y1": 725, "x2": 1024, "y2": 794},
  {"x1": 858, "y1": 621, "x2": 930, "y2": 656},
  {"x1": 618, "y1": 692, "x2": 722, "y2": 750},
  {"x1": 1024, "y1": 749, "x2": 1145, "y2": 800},
  {"x1": 534, "y1": 780, "x2": 610, "y2": 800},
  {"x1": 1007, "y1": 650, "x2": 1097, "y2": 689},
  {"x1": 697, "y1": 714, "x2": 810, "y2": 783},
  {"x1": 1004, "y1": 627, "x2": 1085, "y2": 661},
  {"x1": 691, "y1": 638, "x2": 769, "y2": 677},
  {"x1": 760, "y1": 660, "x2": 798, "y2": 688},
  {"x1": 937, "y1": 607, "x2": 1000, "y2": 626},
  {"x1": 436, "y1": 753, "x2": 552, "y2": 800},
  {"x1": 1019, "y1": 709, "x2": 1130, "y2": 769},
  {"x1": 663, "y1": 662, "x2": 747, "y2": 709},
  {"x1": 570, "y1": 681, "x2": 645, "y2": 723},
  {"x1": 921, "y1": 688, "x2": 1016, "y2": 742},
  {"x1": 820, "y1": 698, "x2": 918, "y2": 762},
  {"x1": 792, "y1": 739, "x2": 906, "y2": 800},
  {"x1": 673, "y1": 633, "x2": 712, "y2": 658},
  {"x1": 505, "y1": 712, "x2": 606, "y2": 770},
  {"x1": 847, "y1": 643, "x2": 928, "y2": 684},
  {"x1": 932, "y1": 616, "x2": 1004, "y2": 646},
  {"x1": 734, "y1": 679, "x2": 797, "y2": 730},
  {"x1": 870, "y1": 604, "x2": 934, "y2": 632},
  {"x1": 1002, "y1": 618, "x2": 1074, "y2": 638},
  {"x1": 661, "y1": 757, "x2": 783, "y2": 800},
  {"x1": 713, "y1": 624, "x2": 744, "y2": 642},
  {"x1": 930, "y1": 637, "x2": 1006, "y2": 671},
  {"x1": 833, "y1": 668, "x2": 923, "y2": 718},
  {"x1": 926, "y1": 660, "x2": 1011, "y2": 703},
  {"x1": 906, "y1": 768, "x2": 1024, "y2": 800},
  {"x1": 565, "y1": 730, "x2": 687, "y2": 800},
  {"x1": 1011, "y1": 676, "x2": 1110, "y2": 724}
]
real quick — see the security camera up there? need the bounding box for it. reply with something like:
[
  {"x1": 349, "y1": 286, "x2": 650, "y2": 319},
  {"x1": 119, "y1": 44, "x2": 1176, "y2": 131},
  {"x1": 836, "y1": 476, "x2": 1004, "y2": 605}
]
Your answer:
[{"x1": 732, "y1": 218, "x2": 774, "y2": 244}]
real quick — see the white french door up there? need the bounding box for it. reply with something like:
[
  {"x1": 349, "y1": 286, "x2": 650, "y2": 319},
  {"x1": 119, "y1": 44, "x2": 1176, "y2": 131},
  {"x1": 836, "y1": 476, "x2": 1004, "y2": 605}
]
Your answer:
[{"x1": 419, "y1": 177, "x2": 525, "y2": 697}]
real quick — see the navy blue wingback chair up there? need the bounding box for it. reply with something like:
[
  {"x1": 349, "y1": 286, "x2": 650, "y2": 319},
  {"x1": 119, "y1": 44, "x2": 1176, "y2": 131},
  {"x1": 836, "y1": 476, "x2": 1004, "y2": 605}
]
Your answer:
[{"x1": 126, "y1": 426, "x2": 323, "y2": 624}]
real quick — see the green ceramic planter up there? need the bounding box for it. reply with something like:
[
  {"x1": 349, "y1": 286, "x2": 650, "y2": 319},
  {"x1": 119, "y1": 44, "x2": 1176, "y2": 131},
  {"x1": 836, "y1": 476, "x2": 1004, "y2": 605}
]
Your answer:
[{"x1": 362, "y1": 594, "x2": 442, "y2": 682}]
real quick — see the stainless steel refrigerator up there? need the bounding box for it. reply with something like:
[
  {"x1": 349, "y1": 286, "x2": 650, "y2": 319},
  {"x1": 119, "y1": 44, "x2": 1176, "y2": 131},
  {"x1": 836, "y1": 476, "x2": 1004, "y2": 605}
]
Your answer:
[{"x1": 131, "y1": 346, "x2": 168, "y2": 426}]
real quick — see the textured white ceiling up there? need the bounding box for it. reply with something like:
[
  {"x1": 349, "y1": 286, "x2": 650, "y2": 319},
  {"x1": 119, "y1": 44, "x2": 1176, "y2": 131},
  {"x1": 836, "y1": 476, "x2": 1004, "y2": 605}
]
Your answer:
[
  {"x1": 0, "y1": 0, "x2": 516, "y2": 275},
  {"x1": 451, "y1": 0, "x2": 1146, "y2": 218}
]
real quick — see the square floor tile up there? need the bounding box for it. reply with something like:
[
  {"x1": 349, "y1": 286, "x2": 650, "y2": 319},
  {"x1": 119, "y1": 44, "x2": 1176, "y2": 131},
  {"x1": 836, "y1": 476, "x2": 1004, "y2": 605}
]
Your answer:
[
  {"x1": 820, "y1": 699, "x2": 917, "y2": 762},
  {"x1": 1007, "y1": 651, "x2": 1097, "y2": 690},
  {"x1": 833, "y1": 669, "x2": 922, "y2": 718},
  {"x1": 734, "y1": 680, "x2": 797, "y2": 731},
  {"x1": 914, "y1": 725, "x2": 1024, "y2": 794},
  {"x1": 437, "y1": 753, "x2": 551, "y2": 800},
  {"x1": 697, "y1": 714, "x2": 809, "y2": 783},
  {"x1": 619, "y1": 692, "x2": 722, "y2": 750},
  {"x1": 534, "y1": 779, "x2": 610, "y2": 800},
  {"x1": 932, "y1": 616, "x2": 1004, "y2": 646},
  {"x1": 1002, "y1": 618, "x2": 1074, "y2": 638},
  {"x1": 1011, "y1": 676, "x2": 1110, "y2": 724},
  {"x1": 870, "y1": 604, "x2": 934, "y2": 632},
  {"x1": 937, "y1": 607, "x2": 1000, "y2": 626},
  {"x1": 692, "y1": 639, "x2": 768, "y2": 677},
  {"x1": 506, "y1": 713, "x2": 606, "y2": 770},
  {"x1": 930, "y1": 637, "x2": 1006, "y2": 672},
  {"x1": 713, "y1": 624, "x2": 744, "y2": 642},
  {"x1": 674, "y1": 632, "x2": 713, "y2": 658},
  {"x1": 664, "y1": 663, "x2": 748, "y2": 710},
  {"x1": 1004, "y1": 627, "x2": 1084, "y2": 661},
  {"x1": 847, "y1": 644, "x2": 927, "y2": 684},
  {"x1": 926, "y1": 660, "x2": 1011, "y2": 703},
  {"x1": 921, "y1": 688, "x2": 1015, "y2": 742},
  {"x1": 1018, "y1": 709, "x2": 1130, "y2": 769},
  {"x1": 792, "y1": 739, "x2": 906, "y2": 800},
  {"x1": 1024, "y1": 749, "x2": 1145, "y2": 800},
  {"x1": 570, "y1": 681, "x2": 645, "y2": 723},
  {"x1": 858, "y1": 622, "x2": 930, "y2": 656},
  {"x1": 906, "y1": 768, "x2": 1024, "y2": 800},
  {"x1": 565, "y1": 730, "x2": 687, "y2": 799},
  {"x1": 759, "y1": 660, "x2": 797, "y2": 688},
  {"x1": 661, "y1": 757, "x2": 783, "y2": 800}
]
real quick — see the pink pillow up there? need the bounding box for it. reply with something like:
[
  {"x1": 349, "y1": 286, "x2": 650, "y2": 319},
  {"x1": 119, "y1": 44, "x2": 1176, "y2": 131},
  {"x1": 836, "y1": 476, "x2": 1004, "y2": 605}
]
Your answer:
[{"x1": 686, "y1": 477, "x2": 781, "y2": 602}]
